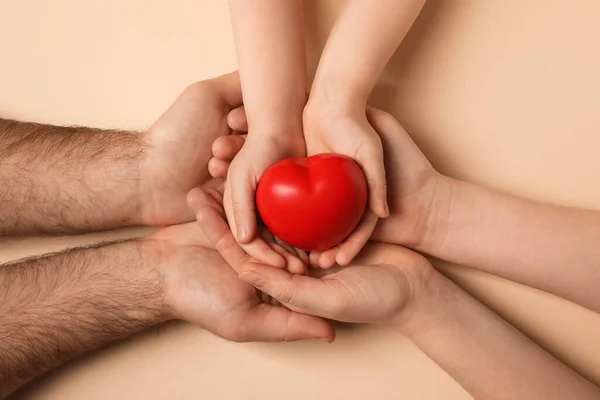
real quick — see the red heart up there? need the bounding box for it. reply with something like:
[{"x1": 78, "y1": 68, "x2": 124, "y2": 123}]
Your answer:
[{"x1": 256, "y1": 154, "x2": 368, "y2": 251}]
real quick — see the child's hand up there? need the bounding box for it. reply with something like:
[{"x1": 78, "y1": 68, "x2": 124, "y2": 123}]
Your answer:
[
  {"x1": 209, "y1": 107, "x2": 307, "y2": 272},
  {"x1": 302, "y1": 101, "x2": 389, "y2": 268}
]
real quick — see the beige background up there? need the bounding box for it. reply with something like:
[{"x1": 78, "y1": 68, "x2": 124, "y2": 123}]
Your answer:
[{"x1": 1, "y1": 0, "x2": 600, "y2": 398}]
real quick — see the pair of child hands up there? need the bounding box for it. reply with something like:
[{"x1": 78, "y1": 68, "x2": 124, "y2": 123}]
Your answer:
[{"x1": 207, "y1": 101, "x2": 389, "y2": 273}]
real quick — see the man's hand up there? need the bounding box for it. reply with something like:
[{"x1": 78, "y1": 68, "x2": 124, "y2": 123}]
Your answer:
[
  {"x1": 149, "y1": 218, "x2": 333, "y2": 343},
  {"x1": 140, "y1": 72, "x2": 243, "y2": 226}
]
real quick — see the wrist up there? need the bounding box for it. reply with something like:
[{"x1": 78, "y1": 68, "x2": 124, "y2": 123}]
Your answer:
[
  {"x1": 137, "y1": 132, "x2": 172, "y2": 226},
  {"x1": 138, "y1": 238, "x2": 174, "y2": 321},
  {"x1": 248, "y1": 111, "x2": 305, "y2": 139},
  {"x1": 391, "y1": 267, "x2": 452, "y2": 338},
  {"x1": 411, "y1": 174, "x2": 458, "y2": 255},
  {"x1": 309, "y1": 74, "x2": 369, "y2": 114}
]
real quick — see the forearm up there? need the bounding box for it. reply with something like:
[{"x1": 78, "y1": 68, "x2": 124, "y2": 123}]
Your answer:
[
  {"x1": 0, "y1": 118, "x2": 145, "y2": 235},
  {"x1": 0, "y1": 240, "x2": 167, "y2": 398},
  {"x1": 228, "y1": 0, "x2": 306, "y2": 134},
  {"x1": 422, "y1": 177, "x2": 600, "y2": 312},
  {"x1": 310, "y1": 0, "x2": 426, "y2": 108},
  {"x1": 399, "y1": 271, "x2": 600, "y2": 399}
]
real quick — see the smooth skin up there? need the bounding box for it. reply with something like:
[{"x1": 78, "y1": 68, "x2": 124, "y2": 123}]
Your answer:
[
  {"x1": 303, "y1": 0, "x2": 427, "y2": 266},
  {"x1": 221, "y1": 0, "x2": 427, "y2": 268},
  {"x1": 225, "y1": 0, "x2": 308, "y2": 271},
  {"x1": 190, "y1": 181, "x2": 600, "y2": 400}
]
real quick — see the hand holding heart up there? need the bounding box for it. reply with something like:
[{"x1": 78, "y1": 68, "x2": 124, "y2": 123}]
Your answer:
[{"x1": 210, "y1": 106, "x2": 444, "y2": 265}]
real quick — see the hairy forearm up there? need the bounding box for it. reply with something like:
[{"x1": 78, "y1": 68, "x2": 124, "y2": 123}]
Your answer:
[
  {"x1": 0, "y1": 118, "x2": 144, "y2": 235},
  {"x1": 228, "y1": 0, "x2": 306, "y2": 134},
  {"x1": 399, "y1": 272, "x2": 600, "y2": 399},
  {"x1": 310, "y1": 0, "x2": 426, "y2": 108},
  {"x1": 423, "y1": 177, "x2": 600, "y2": 312},
  {"x1": 0, "y1": 240, "x2": 166, "y2": 398}
]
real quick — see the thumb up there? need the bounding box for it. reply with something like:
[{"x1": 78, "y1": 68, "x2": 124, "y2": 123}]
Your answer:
[
  {"x1": 230, "y1": 167, "x2": 258, "y2": 243},
  {"x1": 237, "y1": 304, "x2": 335, "y2": 342},
  {"x1": 187, "y1": 187, "x2": 249, "y2": 270},
  {"x1": 238, "y1": 265, "x2": 346, "y2": 321},
  {"x1": 356, "y1": 139, "x2": 389, "y2": 219}
]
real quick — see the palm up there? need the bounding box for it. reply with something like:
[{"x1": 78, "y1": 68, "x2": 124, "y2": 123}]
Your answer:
[
  {"x1": 163, "y1": 241, "x2": 262, "y2": 335},
  {"x1": 151, "y1": 222, "x2": 332, "y2": 342},
  {"x1": 151, "y1": 217, "x2": 333, "y2": 341},
  {"x1": 312, "y1": 264, "x2": 410, "y2": 323},
  {"x1": 238, "y1": 243, "x2": 432, "y2": 326}
]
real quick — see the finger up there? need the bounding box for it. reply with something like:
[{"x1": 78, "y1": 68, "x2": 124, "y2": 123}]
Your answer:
[
  {"x1": 335, "y1": 211, "x2": 378, "y2": 266},
  {"x1": 238, "y1": 266, "x2": 344, "y2": 319},
  {"x1": 213, "y1": 71, "x2": 243, "y2": 108},
  {"x1": 212, "y1": 135, "x2": 247, "y2": 160},
  {"x1": 225, "y1": 181, "x2": 286, "y2": 268},
  {"x1": 229, "y1": 169, "x2": 258, "y2": 244},
  {"x1": 273, "y1": 236, "x2": 309, "y2": 266},
  {"x1": 271, "y1": 243, "x2": 306, "y2": 274},
  {"x1": 187, "y1": 187, "x2": 249, "y2": 269},
  {"x1": 205, "y1": 186, "x2": 224, "y2": 205},
  {"x1": 239, "y1": 239, "x2": 287, "y2": 269},
  {"x1": 227, "y1": 106, "x2": 248, "y2": 132},
  {"x1": 272, "y1": 238, "x2": 307, "y2": 274},
  {"x1": 309, "y1": 251, "x2": 322, "y2": 268},
  {"x1": 208, "y1": 158, "x2": 231, "y2": 179},
  {"x1": 318, "y1": 247, "x2": 339, "y2": 269},
  {"x1": 237, "y1": 304, "x2": 334, "y2": 342},
  {"x1": 357, "y1": 139, "x2": 389, "y2": 219}
]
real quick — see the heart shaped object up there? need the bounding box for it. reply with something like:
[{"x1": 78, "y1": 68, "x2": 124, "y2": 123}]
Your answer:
[{"x1": 256, "y1": 154, "x2": 368, "y2": 251}]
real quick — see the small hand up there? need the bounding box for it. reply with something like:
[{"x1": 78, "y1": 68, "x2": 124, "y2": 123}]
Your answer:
[
  {"x1": 139, "y1": 72, "x2": 241, "y2": 226},
  {"x1": 301, "y1": 101, "x2": 388, "y2": 267},
  {"x1": 212, "y1": 107, "x2": 382, "y2": 269},
  {"x1": 148, "y1": 220, "x2": 333, "y2": 343},
  {"x1": 209, "y1": 107, "x2": 308, "y2": 272}
]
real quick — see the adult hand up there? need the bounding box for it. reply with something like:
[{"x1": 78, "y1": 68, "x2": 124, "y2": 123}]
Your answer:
[
  {"x1": 139, "y1": 72, "x2": 241, "y2": 226},
  {"x1": 310, "y1": 108, "x2": 448, "y2": 264},
  {"x1": 237, "y1": 242, "x2": 433, "y2": 326},
  {"x1": 148, "y1": 219, "x2": 333, "y2": 343},
  {"x1": 364, "y1": 108, "x2": 449, "y2": 251},
  {"x1": 187, "y1": 183, "x2": 432, "y2": 331}
]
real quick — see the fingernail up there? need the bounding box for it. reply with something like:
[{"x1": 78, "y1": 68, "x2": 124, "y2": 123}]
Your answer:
[
  {"x1": 240, "y1": 271, "x2": 264, "y2": 287},
  {"x1": 383, "y1": 200, "x2": 390, "y2": 217},
  {"x1": 317, "y1": 337, "x2": 331, "y2": 343},
  {"x1": 238, "y1": 226, "x2": 248, "y2": 241}
]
